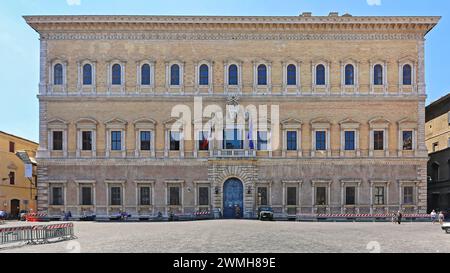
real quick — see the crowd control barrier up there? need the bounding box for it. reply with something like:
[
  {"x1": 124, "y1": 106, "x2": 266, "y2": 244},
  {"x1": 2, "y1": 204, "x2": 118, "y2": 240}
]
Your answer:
[{"x1": 0, "y1": 223, "x2": 75, "y2": 246}]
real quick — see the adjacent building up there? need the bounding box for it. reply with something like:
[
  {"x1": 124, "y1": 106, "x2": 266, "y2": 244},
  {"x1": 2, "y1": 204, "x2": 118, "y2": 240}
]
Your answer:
[
  {"x1": 426, "y1": 93, "x2": 450, "y2": 212},
  {"x1": 25, "y1": 13, "x2": 439, "y2": 218},
  {"x1": 0, "y1": 131, "x2": 38, "y2": 218}
]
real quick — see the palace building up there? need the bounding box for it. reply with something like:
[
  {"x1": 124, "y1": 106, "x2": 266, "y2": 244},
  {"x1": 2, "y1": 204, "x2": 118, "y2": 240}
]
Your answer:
[{"x1": 25, "y1": 13, "x2": 439, "y2": 218}]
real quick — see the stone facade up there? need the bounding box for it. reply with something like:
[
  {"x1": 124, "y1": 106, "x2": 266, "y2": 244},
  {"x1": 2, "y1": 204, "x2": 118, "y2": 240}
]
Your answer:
[{"x1": 24, "y1": 14, "x2": 440, "y2": 217}]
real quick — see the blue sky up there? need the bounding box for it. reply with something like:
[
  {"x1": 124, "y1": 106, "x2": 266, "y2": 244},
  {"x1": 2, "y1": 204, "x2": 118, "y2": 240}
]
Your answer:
[{"x1": 0, "y1": 0, "x2": 449, "y2": 142}]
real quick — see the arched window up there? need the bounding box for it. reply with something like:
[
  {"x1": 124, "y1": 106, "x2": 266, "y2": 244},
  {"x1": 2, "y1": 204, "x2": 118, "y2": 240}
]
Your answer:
[
  {"x1": 403, "y1": 64, "x2": 412, "y2": 85},
  {"x1": 257, "y1": 64, "x2": 267, "y2": 85},
  {"x1": 374, "y1": 64, "x2": 383, "y2": 85},
  {"x1": 199, "y1": 64, "x2": 209, "y2": 85},
  {"x1": 345, "y1": 64, "x2": 355, "y2": 85},
  {"x1": 54, "y1": 64, "x2": 63, "y2": 85},
  {"x1": 112, "y1": 64, "x2": 121, "y2": 85},
  {"x1": 170, "y1": 64, "x2": 180, "y2": 86},
  {"x1": 228, "y1": 64, "x2": 238, "y2": 85},
  {"x1": 141, "y1": 64, "x2": 151, "y2": 85},
  {"x1": 287, "y1": 64, "x2": 296, "y2": 86},
  {"x1": 82, "y1": 64, "x2": 92, "y2": 85},
  {"x1": 316, "y1": 64, "x2": 325, "y2": 85}
]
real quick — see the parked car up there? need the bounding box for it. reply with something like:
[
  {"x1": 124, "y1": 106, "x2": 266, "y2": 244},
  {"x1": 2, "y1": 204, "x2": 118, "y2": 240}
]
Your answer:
[
  {"x1": 257, "y1": 206, "x2": 274, "y2": 221},
  {"x1": 442, "y1": 223, "x2": 450, "y2": 234}
]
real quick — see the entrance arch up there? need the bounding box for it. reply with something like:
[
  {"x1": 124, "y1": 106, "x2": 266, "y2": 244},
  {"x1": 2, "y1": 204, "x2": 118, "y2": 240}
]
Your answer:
[{"x1": 223, "y1": 178, "x2": 244, "y2": 219}]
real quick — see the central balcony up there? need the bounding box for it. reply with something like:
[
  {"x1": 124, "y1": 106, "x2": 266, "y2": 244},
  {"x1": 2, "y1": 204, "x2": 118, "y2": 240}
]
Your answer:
[{"x1": 211, "y1": 149, "x2": 256, "y2": 158}]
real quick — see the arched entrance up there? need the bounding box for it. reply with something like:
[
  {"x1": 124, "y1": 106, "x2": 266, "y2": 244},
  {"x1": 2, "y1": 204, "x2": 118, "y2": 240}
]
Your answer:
[
  {"x1": 223, "y1": 178, "x2": 244, "y2": 219},
  {"x1": 10, "y1": 199, "x2": 20, "y2": 219}
]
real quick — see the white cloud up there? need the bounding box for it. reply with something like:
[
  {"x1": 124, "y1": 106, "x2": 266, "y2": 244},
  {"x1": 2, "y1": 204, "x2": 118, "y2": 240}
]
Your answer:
[
  {"x1": 66, "y1": 0, "x2": 81, "y2": 5},
  {"x1": 367, "y1": 0, "x2": 381, "y2": 6}
]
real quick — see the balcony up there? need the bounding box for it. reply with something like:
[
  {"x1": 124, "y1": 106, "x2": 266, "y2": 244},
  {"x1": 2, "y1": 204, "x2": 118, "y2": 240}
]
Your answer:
[{"x1": 211, "y1": 149, "x2": 256, "y2": 158}]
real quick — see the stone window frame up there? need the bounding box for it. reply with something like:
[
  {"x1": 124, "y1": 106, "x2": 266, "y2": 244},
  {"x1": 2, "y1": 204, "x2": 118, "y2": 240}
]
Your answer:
[
  {"x1": 256, "y1": 179, "x2": 273, "y2": 207},
  {"x1": 310, "y1": 117, "x2": 331, "y2": 157},
  {"x1": 74, "y1": 180, "x2": 96, "y2": 208},
  {"x1": 165, "y1": 180, "x2": 185, "y2": 214},
  {"x1": 369, "y1": 117, "x2": 390, "y2": 157},
  {"x1": 398, "y1": 57, "x2": 417, "y2": 92},
  {"x1": 281, "y1": 118, "x2": 302, "y2": 157},
  {"x1": 397, "y1": 118, "x2": 418, "y2": 156},
  {"x1": 369, "y1": 60, "x2": 388, "y2": 94},
  {"x1": 369, "y1": 180, "x2": 390, "y2": 214},
  {"x1": 282, "y1": 180, "x2": 303, "y2": 215},
  {"x1": 398, "y1": 180, "x2": 420, "y2": 209},
  {"x1": 340, "y1": 179, "x2": 362, "y2": 213},
  {"x1": 339, "y1": 118, "x2": 361, "y2": 157},
  {"x1": 252, "y1": 59, "x2": 272, "y2": 93},
  {"x1": 47, "y1": 118, "x2": 68, "y2": 157},
  {"x1": 311, "y1": 179, "x2": 332, "y2": 214},
  {"x1": 133, "y1": 118, "x2": 157, "y2": 158},
  {"x1": 195, "y1": 60, "x2": 214, "y2": 93},
  {"x1": 134, "y1": 180, "x2": 155, "y2": 208},
  {"x1": 48, "y1": 180, "x2": 67, "y2": 209},
  {"x1": 255, "y1": 118, "x2": 272, "y2": 154},
  {"x1": 165, "y1": 60, "x2": 185, "y2": 91},
  {"x1": 75, "y1": 117, "x2": 98, "y2": 158},
  {"x1": 105, "y1": 180, "x2": 126, "y2": 213},
  {"x1": 77, "y1": 59, "x2": 96, "y2": 93},
  {"x1": 311, "y1": 59, "x2": 330, "y2": 93},
  {"x1": 193, "y1": 118, "x2": 214, "y2": 157},
  {"x1": 106, "y1": 59, "x2": 126, "y2": 94},
  {"x1": 163, "y1": 117, "x2": 185, "y2": 158},
  {"x1": 136, "y1": 59, "x2": 156, "y2": 92},
  {"x1": 281, "y1": 60, "x2": 302, "y2": 94},
  {"x1": 340, "y1": 58, "x2": 359, "y2": 93},
  {"x1": 104, "y1": 118, "x2": 128, "y2": 158},
  {"x1": 193, "y1": 180, "x2": 211, "y2": 209},
  {"x1": 48, "y1": 58, "x2": 68, "y2": 93},
  {"x1": 224, "y1": 59, "x2": 243, "y2": 94}
]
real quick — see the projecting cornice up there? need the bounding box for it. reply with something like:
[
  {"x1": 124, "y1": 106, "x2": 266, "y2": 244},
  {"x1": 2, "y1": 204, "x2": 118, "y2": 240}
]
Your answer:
[{"x1": 23, "y1": 15, "x2": 440, "y2": 40}]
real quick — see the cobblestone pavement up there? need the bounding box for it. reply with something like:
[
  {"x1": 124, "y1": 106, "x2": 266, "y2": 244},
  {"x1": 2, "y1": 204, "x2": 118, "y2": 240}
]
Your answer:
[{"x1": 1, "y1": 220, "x2": 449, "y2": 253}]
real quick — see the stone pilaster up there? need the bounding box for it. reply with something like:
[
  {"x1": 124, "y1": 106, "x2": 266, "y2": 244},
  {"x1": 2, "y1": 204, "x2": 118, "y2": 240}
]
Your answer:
[
  {"x1": 416, "y1": 165, "x2": 428, "y2": 213},
  {"x1": 36, "y1": 166, "x2": 49, "y2": 213}
]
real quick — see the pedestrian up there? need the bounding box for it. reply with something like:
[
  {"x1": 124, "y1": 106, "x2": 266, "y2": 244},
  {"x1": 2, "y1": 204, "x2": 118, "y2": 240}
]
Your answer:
[
  {"x1": 391, "y1": 212, "x2": 397, "y2": 224},
  {"x1": 397, "y1": 210, "x2": 403, "y2": 225},
  {"x1": 439, "y1": 211, "x2": 445, "y2": 225},
  {"x1": 431, "y1": 210, "x2": 437, "y2": 224}
]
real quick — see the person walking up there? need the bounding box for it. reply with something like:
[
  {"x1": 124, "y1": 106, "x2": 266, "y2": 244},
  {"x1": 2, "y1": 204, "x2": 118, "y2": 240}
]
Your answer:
[
  {"x1": 431, "y1": 210, "x2": 437, "y2": 224},
  {"x1": 439, "y1": 211, "x2": 445, "y2": 225},
  {"x1": 397, "y1": 210, "x2": 403, "y2": 225}
]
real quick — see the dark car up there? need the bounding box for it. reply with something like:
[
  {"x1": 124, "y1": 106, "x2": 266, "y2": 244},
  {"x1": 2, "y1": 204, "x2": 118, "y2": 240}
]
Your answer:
[{"x1": 257, "y1": 206, "x2": 274, "y2": 221}]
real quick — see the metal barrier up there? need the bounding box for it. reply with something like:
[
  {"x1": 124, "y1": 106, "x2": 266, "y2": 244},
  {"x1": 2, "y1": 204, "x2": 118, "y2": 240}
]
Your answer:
[{"x1": 0, "y1": 223, "x2": 75, "y2": 246}]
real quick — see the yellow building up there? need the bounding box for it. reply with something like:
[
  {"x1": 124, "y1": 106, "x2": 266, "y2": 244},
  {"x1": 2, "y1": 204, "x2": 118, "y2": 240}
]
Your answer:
[{"x1": 0, "y1": 131, "x2": 38, "y2": 218}]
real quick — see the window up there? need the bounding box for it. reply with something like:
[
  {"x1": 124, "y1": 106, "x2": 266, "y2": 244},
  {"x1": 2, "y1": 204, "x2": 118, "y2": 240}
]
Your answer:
[
  {"x1": 9, "y1": 172, "x2": 15, "y2": 185},
  {"x1": 81, "y1": 186, "x2": 92, "y2": 206},
  {"x1": 315, "y1": 131, "x2": 326, "y2": 151},
  {"x1": 432, "y1": 142, "x2": 438, "y2": 152},
  {"x1": 374, "y1": 64, "x2": 383, "y2": 85},
  {"x1": 287, "y1": 187, "x2": 297, "y2": 206},
  {"x1": 257, "y1": 64, "x2": 267, "y2": 85},
  {"x1": 52, "y1": 131, "x2": 63, "y2": 151},
  {"x1": 402, "y1": 64, "x2": 412, "y2": 85},
  {"x1": 228, "y1": 64, "x2": 238, "y2": 85},
  {"x1": 374, "y1": 186, "x2": 385, "y2": 205},
  {"x1": 9, "y1": 141, "x2": 15, "y2": 153},
  {"x1": 169, "y1": 186, "x2": 180, "y2": 206},
  {"x1": 403, "y1": 186, "x2": 413, "y2": 205},
  {"x1": 82, "y1": 131, "x2": 92, "y2": 151},
  {"x1": 198, "y1": 131, "x2": 209, "y2": 151},
  {"x1": 170, "y1": 64, "x2": 180, "y2": 86},
  {"x1": 51, "y1": 186, "x2": 63, "y2": 206},
  {"x1": 316, "y1": 187, "x2": 326, "y2": 205},
  {"x1": 110, "y1": 187, "x2": 121, "y2": 205},
  {"x1": 140, "y1": 187, "x2": 151, "y2": 206},
  {"x1": 373, "y1": 130, "x2": 384, "y2": 150},
  {"x1": 286, "y1": 131, "x2": 297, "y2": 151},
  {"x1": 112, "y1": 64, "x2": 121, "y2": 85},
  {"x1": 198, "y1": 187, "x2": 209, "y2": 206},
  {"x1": 111, "y1": 131, "x2": 122, "y2": 151},
  {"x1": 170, "y1": 131, "x2": 180, "y2": 151},
  {"x1": 54, "y1": 64, "x2": 63, "y2": 85},
  {"x1": 199, "y1": 64, "x2": 209, "y2": 86},
  {"x1": 141, "y1": 64, "x2": 151, "y2": 85},
  {"x1": 344, "y1": 131, "x2": 355, "y2": 151},
  {"x1": 257, "y1": 131, "x2": 268, "y2": 151},
  {"x1": 316, "y1": 64, "x2": 325, "y2": 85},
  {"x1": 345, "y1": 187, "x2": 356, "y2": 205},
  {"x1": 223, "y1": 129, "x2": 243, "y2": 150},
  {"x1": 257, "y1": 187, "x2": 268, "y2": 206},
  {"x1": 140, "y1": 131, "x2": 151, "y2": 151},
  {"x1": 83, "y1": 64, "x2": 92, "y2": 85},
  {"x1": 287, "y1": 64, "x2": 297, "y2": 86},
  {"x1": 345, "y1": 64, "x2": 354, "y2": 85},
  {"x1": 402, "y1": 131, "x2": 413, "y2": 151}
]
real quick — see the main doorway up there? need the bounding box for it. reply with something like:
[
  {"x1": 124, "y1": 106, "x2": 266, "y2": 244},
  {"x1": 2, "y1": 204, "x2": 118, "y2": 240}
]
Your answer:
[
  {"x1": 223, "y1": 178, "x2": 244, "y2": 219},
  {"x1": 10, "y1": 199, "x2": 20, "y2": 219}
]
